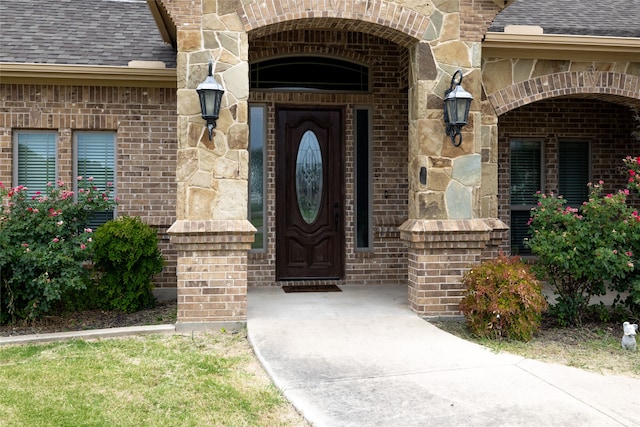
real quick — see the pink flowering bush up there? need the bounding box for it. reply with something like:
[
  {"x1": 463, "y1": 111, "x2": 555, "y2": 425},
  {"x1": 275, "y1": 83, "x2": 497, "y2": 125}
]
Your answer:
[
  {"x1": 527, "y1": 181, "x2": 640, "y2": 326},
  {"x1": 0, "y1": 178, "x2": 116, "y2": 323},
  {"x1": 620, "y1": 154, "x2": 640, "y2": 316}
]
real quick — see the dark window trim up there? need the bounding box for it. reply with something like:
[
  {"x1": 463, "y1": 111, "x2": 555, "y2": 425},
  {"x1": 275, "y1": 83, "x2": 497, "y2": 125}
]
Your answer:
[{"x1": 354, "y1": 106, "x2": 373, "y2": 251}]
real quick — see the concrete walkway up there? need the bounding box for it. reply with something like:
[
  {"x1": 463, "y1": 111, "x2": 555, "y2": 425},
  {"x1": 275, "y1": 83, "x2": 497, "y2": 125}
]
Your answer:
[{"x1": 247, "y1": 285, "x2": 640, "y2": 427}]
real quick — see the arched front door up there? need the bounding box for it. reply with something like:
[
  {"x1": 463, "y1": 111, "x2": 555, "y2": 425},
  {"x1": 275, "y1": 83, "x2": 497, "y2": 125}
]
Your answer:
[{"x1": 276, "y1": 107, "x2": 344, "y2": 280}]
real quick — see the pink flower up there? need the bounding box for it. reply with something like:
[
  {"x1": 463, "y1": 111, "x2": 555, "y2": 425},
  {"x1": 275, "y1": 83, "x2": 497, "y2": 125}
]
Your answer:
[
  {"x1": 77, "y1": 176, "x2": 83, "y2": 181},
  {"x1": 84, "y1": 228, "x2": 93, "y2": 233},
  {"x1": 80, "y1": 244, "x2": 87, "y2": 250},
  {"x1": 53, "y1": 237, "x2": 59, "y2": 243}
]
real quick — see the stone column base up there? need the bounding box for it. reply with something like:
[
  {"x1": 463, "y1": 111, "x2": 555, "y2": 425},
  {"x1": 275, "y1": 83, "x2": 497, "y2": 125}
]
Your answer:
[
  {"x1": 399, "y1": 219, "x2": 496, "y2": 317},
  {"x1": 167, "y1": 220, "x2": 256, "y2": 326}
]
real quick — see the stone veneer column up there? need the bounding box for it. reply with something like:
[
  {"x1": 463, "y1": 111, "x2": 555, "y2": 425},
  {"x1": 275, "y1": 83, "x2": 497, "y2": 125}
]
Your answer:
[
  {"x1": 402, "y1": 11, "x2": 504, "y2": 316},
  {"x1": 169, "y1": 0, "x2": 254, "y2": 328},
  {"x1": 400, "y1": 219, "x2": 492, "y2": 316}
]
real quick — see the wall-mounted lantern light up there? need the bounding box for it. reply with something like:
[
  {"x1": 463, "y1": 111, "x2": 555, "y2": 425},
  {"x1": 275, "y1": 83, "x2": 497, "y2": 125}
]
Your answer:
[
  {"x1": 196, "y1": 60, "x2": 225, "y2": 141},
  {"x1": 443, "y1": 70, "x2": 473, "y2": 147}
]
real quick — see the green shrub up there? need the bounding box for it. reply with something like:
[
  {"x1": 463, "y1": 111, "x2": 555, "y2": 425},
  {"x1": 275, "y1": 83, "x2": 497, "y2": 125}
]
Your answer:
[
  {"x1": 0, "y1": 179, "x2": 116, "y2": 323},
  {"x1": 92, "y1": 216, "x2": 164, "y2": 313},
  {"x1": 460, "y1": 254, "x2": 548, "y2": 341}
]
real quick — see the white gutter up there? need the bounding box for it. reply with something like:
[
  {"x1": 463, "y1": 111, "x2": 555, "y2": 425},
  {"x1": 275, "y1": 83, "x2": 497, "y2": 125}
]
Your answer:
[
  {"x1": 0, "y1": 63, "x2": 177, "y2": 88},
  {"x1": 483, "y1": 32, "x2": 640, "y2": 61}
]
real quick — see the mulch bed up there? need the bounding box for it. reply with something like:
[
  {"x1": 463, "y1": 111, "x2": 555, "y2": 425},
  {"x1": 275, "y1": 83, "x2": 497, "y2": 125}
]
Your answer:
[{"x1": 0, "y1": 301, "x2": 177, "y2": 337}]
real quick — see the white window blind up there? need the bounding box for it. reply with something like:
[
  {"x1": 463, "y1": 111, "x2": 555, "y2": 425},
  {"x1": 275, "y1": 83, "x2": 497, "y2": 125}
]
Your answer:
[
  {"x1": 75, "y1": 132, "x2": 116, "y2": 228},
  {"x1": 16, "y1": 132, "x2": 57, "y2": 195}
]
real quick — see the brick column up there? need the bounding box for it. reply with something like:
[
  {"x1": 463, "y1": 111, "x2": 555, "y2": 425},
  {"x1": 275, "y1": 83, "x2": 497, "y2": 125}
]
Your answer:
[
  {"x1": 168, "y1": 220, "x2": 255, "y2": 330},
  {"x1": 399, "y1": 219, "x2": 492, "y2": 317}
]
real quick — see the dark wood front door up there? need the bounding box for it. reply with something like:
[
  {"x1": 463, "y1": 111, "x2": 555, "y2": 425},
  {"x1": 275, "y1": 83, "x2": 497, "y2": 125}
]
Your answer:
[{"x1": 276, "y1": 108, "x2": 344, "y2": 280}]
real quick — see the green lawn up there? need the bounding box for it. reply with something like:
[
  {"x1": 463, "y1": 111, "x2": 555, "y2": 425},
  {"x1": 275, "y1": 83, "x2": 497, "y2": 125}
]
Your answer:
[{"x1": 0, "y1": 331, "x2": 306, "y2": 427}]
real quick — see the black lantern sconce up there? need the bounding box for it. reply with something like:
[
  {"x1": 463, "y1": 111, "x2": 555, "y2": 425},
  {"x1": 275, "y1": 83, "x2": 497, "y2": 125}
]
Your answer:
[
  {"x1": 443, "y1": 70, "x2": 473, "y2": 147},
  {"x1": 196, "y1": 60, "x2": 225, "y2": 141}
]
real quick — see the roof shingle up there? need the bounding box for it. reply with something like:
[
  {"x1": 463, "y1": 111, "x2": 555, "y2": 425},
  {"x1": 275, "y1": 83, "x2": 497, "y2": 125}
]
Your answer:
[
  {"x1": 0, "y1": 0, "x2": 176, "y2": 67},
  {"x1": 490, "y1": 0, "x2": 640, "y2": 38}
]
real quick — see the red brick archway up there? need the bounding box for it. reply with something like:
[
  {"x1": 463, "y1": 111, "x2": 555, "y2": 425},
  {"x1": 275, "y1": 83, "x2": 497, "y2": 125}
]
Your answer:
[
  {"x1": 236, "y1": 0, "x2": 427, "y2": 46},
  {"x1": 488, "y1": 71, "x2": 640, "y2": 116}
]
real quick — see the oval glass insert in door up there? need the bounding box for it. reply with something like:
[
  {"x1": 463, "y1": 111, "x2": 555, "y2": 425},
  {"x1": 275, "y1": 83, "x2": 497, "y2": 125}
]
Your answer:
[{"x1": 296, "y1": 130, "x2": 323, "y2": 224}]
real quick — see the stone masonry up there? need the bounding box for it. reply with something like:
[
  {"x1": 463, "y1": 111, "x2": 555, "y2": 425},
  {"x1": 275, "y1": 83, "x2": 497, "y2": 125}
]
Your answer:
[{"x1": 163, "y1": 0, "x2": 511, "y2": 322}]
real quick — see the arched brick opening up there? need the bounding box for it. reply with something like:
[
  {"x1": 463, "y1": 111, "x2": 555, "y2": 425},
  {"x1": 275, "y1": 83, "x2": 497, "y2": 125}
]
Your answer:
[
  {"x1": 493, "y1": 72, "x2": 640, "y2": 256},
  {"x1": 245, "y1": 13, "x2": 416, "y2": 286},
  {"x1": 488, "y1": 71, "x2": 640, "y2": 116},
  {"x1": 237, "y1": 0, "x2": 427, "y2": 47},
  {"x1": 248, "y1": 44, "x2": 372, "y2": 65}
]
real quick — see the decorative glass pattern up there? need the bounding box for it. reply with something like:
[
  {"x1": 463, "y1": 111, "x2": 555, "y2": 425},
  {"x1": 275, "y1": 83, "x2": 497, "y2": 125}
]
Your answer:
[{"x1": 296, "y1": 131, "x2": 323, "y2": 224}]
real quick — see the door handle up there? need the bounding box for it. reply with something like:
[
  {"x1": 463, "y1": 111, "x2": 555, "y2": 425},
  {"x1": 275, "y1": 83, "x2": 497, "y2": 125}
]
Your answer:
[{"x1": 333, "y1": 202, "x2": 340, "y2": 229}]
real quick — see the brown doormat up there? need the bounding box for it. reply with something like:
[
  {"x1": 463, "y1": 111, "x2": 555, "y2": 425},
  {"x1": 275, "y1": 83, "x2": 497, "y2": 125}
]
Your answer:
[{"x1": 282, "y1": 284, "x2": 342, "y2": 293}]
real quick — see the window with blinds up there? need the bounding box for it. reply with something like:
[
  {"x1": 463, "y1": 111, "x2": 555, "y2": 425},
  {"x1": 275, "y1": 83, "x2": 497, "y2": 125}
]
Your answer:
[
  {"x1": 74, "y1": 132, "x2": 116, "y2": 228},
  {"x1": 559, "y1": 140, "x2": 590, "y2": 207},
  {"x1": 510, "y1": 140, "x2": 543, "y2": 255},
  {"x1": 15, "y1": 132, "x2": 57, "y2": 195}
]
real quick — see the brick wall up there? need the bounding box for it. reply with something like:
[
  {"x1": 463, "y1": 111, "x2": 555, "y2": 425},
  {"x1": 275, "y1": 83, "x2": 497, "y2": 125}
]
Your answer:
[
  {"x1": 497, "y1": 98, "x2": 637, "y2": 253},
  {"x1": 0, "y1": 83, "x2": 178, "y2": 288},
  {"x1": 160, "y1": 0, "x2": 201, "y2": 27},
  {"x1": 247, "y1": 30, "x2": 409, "y2": 286},
  {"x1": 460, "y1": 0, "x2": 503, "y2": 42}
]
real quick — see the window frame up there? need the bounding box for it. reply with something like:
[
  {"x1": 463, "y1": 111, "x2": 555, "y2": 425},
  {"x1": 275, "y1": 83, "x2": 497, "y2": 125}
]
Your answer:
[
  {"x1": 73, "y1": 131, "x2": 117, "y2": 227},
  {"x1": 510, "y1": 138, "x2": 544, "y2": 255},
  {"x1": 558, "y1": 139, "x2": 591, "y2": 207},
  {"x1": 248, "y1": 103, "x2": 267, "y2": 252},
  {"x1": 250, "y1": 55, "x2": 371, "y2": 93},
  {"x1": 13, "y1": 130, "x2": 58, "y2": 195},
  {"x1": 354, "y1": 106, "x2": 373, "y2": 252}
]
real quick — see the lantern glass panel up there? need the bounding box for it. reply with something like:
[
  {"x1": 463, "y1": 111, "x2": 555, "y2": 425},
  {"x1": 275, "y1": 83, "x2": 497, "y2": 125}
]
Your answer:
[
  {"x1": 455, "y1": 97, "x2": 469, "y2": 124},
  {"x1": 198, "y1": 89, "x2": 223, "y2": 120}
]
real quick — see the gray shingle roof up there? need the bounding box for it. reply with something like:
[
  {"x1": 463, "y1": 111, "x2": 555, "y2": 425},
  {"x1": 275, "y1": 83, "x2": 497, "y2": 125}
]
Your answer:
[
  {"x1": 0, "y1": 0, "x2": 176, "y2": 67},
  {"x1": 490, "y1": 0, "x2": 640, "y2": 38}
]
